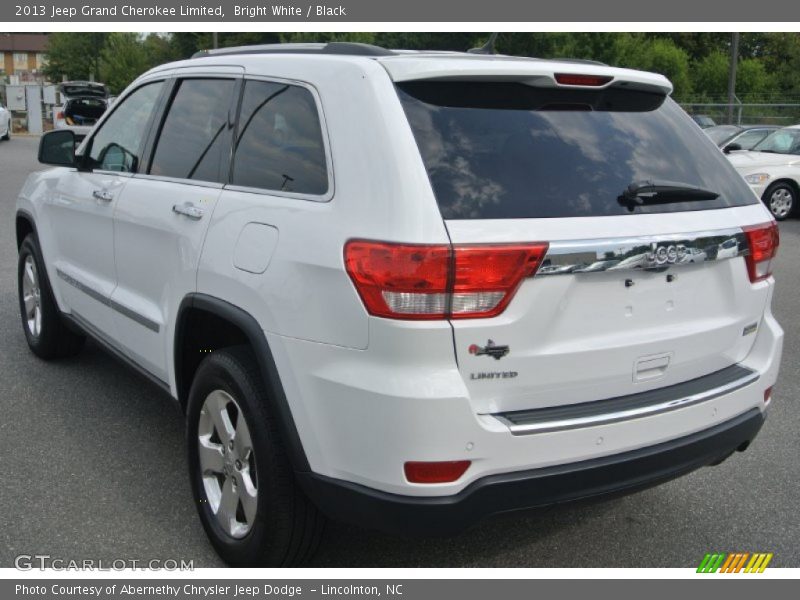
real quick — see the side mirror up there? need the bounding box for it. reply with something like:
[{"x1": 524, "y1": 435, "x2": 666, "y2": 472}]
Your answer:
[
  {"x1": 38, "y1": 130, "x2": 78, "y2": 167},
  {"x1": 723, "y1": 143, "x2": 742, "y2": 154}
]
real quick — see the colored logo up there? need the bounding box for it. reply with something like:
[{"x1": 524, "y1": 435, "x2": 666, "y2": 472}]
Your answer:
[
  {"x1": 697, "y1": 552, "x2": 773, "y2": 573},
  {"x1": 468, "y1": 340, "x2": 510, "y2": 360}
]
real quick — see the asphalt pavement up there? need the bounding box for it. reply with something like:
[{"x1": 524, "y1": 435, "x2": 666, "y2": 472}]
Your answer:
[{"x1": 1, "y1": 135, "x2": 798, "y2": 567}]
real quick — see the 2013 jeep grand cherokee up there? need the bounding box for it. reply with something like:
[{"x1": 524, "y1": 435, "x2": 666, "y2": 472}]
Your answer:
[{"x1": 16, "y1": 43, "x2": 783, "y2": 566}]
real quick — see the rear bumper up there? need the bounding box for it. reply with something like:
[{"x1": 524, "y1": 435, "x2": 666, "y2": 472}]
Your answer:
[{"x1": 298, "y1": 408, "x2": 764, "y2": 536}]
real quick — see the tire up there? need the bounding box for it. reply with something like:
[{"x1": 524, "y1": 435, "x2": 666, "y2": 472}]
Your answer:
[
  {"x1": 18, "y1": 235, "x2": 85, "y2": 359},
  {"x1": 1, "y1": 118, "x2": 10, "y2": 140},
  {"x1": 186, "y1": 346, "x2": 324, "y2": 566},
  {"x1": 763, "y1": 182, "x2": 795, "y2": 221}
]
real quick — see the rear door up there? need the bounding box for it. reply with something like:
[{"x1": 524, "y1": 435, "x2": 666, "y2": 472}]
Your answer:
[
  {"x1": 110, "y1": 70, "x2": 241, "y2": 382},
  {"x1": 397, "y1": 79, "x2": 775, "y2": 414}
]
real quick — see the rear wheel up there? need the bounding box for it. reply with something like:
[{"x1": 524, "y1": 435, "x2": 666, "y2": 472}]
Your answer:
[
  {"x1": 17, "y1": 235, "x2": 85, "y2": 359},
  {"x1": 763, "y1": 182, "x2": 795, "y2": 221},
  {"x1": 186, "y1": 347, "x2": 324, "y2": 566}
]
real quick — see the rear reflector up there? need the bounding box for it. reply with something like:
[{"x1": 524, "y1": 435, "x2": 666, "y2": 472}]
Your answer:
[
  {"x1": 554, "y1": 73, "x2": 613, "y2": 87},
  {"x1": 404, "y1": 461, "x2": 471, "y2": 484},
  {"x1": 743, "y1": 222, "x2": 779, "y2": 283},
  {"x1": 764, "y1": 386, "x2": 773, "y2": 405},
  {"x1": 344, "y1": 241, "x2": 549, "y2": 320}
]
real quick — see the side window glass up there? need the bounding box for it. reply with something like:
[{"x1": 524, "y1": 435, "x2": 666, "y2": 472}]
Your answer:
[
  {"x1": 149, "y1": 78, "x2": 236, "y2": 183},
  {"x1": 232, "y1": 80, "x2": 328, "y2": 195},
  {"x1": 87, "y1": 82, "x2": 164, "y2": 172}
]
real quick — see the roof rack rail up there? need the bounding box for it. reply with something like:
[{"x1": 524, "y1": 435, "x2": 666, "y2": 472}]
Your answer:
[{"x1": 192, "y1": 42, "x2": 396, "y2": 59}]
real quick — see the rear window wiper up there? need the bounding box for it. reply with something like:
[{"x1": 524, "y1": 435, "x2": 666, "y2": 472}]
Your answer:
[{"x1": 618, "y1": 180, "x2": 720, "y2": 211}]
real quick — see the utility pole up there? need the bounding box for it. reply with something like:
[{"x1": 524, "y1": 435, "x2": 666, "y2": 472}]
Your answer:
[
  {"x1": 212, "y1": 32, "x2": 219, "y2": 49},
  {"x1": 727, "y1": 32, "x2": 739, "y2": 125}
]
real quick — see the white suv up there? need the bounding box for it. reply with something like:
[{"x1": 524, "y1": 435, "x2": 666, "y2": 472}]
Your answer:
[{"x1": 15, "y1": 43, "x2": 784, "y2": 566}]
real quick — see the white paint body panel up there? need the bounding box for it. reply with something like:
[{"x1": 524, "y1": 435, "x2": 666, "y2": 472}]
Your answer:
[{"x1": 17, "y1": 51, "x2": 784, "y2": 499}]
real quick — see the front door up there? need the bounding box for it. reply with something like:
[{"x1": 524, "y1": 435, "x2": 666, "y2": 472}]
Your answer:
[{"x1": 44, "y1": 80, "x2": 165, "y2": 339}]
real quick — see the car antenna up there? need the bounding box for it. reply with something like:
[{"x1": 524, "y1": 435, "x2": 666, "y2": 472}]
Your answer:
[{"x1": 468, "y1": 33, "x2": 499, "y2": 55}]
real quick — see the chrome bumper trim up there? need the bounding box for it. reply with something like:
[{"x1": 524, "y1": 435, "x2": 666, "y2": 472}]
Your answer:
[{"x1": 495, "y1": 364, "x2": 759, "y2": 435}]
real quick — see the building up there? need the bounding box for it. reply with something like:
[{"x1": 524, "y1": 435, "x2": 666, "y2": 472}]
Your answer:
[{"x1": 1, "y1": 33, "x2": 49, "y2": 82}]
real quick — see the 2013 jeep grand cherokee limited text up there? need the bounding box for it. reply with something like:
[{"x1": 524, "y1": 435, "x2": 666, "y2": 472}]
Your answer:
[{"x1": 15, "y1": 43, "x2": 783, "y2": 566}]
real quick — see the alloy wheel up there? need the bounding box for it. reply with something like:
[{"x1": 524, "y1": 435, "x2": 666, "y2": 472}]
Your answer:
[
  {"x1": 197, "y1": 390, "x2": 258, "y2": 538},
  {"x1": 21, "y1": 255, "x2": 42, "y2": 338}
]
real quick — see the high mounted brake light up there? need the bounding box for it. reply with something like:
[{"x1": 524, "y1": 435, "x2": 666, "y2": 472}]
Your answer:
[
  {"x1": 344, "y1": 240, "x2": 549, "y2": 320},
  {"x1": 743, "y1": 222, "x2": 779, "y2": 283},
  {"x1": 554, "y1": 73, "x2": 613, "y2": 87}
]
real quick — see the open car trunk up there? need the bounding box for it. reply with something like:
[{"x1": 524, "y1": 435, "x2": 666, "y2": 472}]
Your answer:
[{"x1": 64, "y1": 97, "x2": 107, "y2": 127}]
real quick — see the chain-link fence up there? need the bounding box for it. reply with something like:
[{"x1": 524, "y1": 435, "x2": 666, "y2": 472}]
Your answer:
[{"x1": 680, "y1": 99, "x2": 800, "y2": 127}]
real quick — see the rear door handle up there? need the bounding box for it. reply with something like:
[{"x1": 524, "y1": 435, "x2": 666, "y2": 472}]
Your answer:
[
  {"x1": 92, "y1": 189, "x2": 114, "y2": 202},
  {"x1": 172, "y1": 202, "x2": 205, "y2": 220}
]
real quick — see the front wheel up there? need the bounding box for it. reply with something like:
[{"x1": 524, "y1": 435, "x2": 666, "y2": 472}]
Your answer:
[
  {"x1": 186, "y1": 347, "x2": 324, "y2": 566},
  {"x1": 763, "y1": 182, "x2": 795, "y2": 221}
]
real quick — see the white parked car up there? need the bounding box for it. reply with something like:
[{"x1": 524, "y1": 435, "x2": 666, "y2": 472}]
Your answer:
[
  {"x1": 727, "y1": 125, "x2": 800, "y2": 220},
  {"x1": 54, "y1": 81, "x2": 109, "y2": 138},
  {"x1": 0, "y1": 101, "x2": 11, "y2": 140},
  {"x1": 717, "y1": 237, "x2": 742, "y2": 259},
  {"x1": 16, "y1": 43, "x2": 783, "y2": 566}
]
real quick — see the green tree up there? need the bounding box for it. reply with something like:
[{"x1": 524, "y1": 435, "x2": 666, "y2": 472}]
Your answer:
[
  {"x1": 736, "y1": 58, "x2": 777, "y2": 99},
  {"x1": 279, "y1": 32, "x2": 376, "y2": 45},
  {"x1": 99, "y1": 33, "x2": 150, "y2": 94},
  {"x1": 43, "y1": 33, "x2": 108, "y2": 82},
  {"x1": 374, "y1": 33, "x2": 483, "y2": 51},
  {"x1": 757, "y1": 33, "x2": 800, "y2": 97},
  {"x1": 168, "y1": 32, "x2": 204, "y2": 59},
  {"x1": 690, "y1": 51, "x2": 728, "y2": 100},
  {"x1": 143, "y1": 33, "x2": 180, "y2": 67},
  {"x1": 615, "y1": 36, "x2": 693, "y2": 99}
]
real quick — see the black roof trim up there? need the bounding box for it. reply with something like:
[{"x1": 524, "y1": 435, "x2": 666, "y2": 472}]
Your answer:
[{"x1": 192, "y1": 42, "x2": 396, "y2": 59}]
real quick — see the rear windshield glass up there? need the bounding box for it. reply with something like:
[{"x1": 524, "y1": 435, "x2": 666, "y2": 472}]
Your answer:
[{"x1": 397, "y1": 81, "x2": 758, "y2": 219}]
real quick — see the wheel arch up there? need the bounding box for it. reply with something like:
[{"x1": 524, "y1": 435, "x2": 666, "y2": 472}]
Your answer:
[
  {"x1": 174, "y1": 293, "x2": 310, "y2": 472},
  {"x1": 15, "y1": 209, "x2": 37, "y2": 249},
  {"x1": 763, "y1": 177, "x2": 800, "y2": 199}
]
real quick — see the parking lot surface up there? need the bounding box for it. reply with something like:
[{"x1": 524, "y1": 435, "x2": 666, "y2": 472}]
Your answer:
[{"x1": 1, "y1": 135, "x2": 798, "y2": 567}]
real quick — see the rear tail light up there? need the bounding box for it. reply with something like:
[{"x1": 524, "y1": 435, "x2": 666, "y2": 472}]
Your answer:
[
  {"x1": 554, "y1": 73, "x2": 613, "y2": 87},
  {"x1": 344, "y1": 240, "x2": 549, "y2": 320},
  {"x1": 55, "y1": 111, "x2": 64, "y2": 121},
  {"x1": 743, "y1": 222, "x2": 779, "y2": 283},
  {"x1": 404, "y1": 461, "x2": 471, "y2": 484}
]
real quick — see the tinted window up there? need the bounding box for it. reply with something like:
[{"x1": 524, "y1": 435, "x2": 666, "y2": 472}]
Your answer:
[
  {"x1": 87, "y1": 81, "x2": 163, "y2": 172},
  {"x1": 398, "y1": 82, "x2": 758, "y2": 219},
  {"x1": 231, "y1": 80, "x2": 328, "y2": 195},
  {"x1": 150, "y1": 79, "x2": 236, "y2": 183}
]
